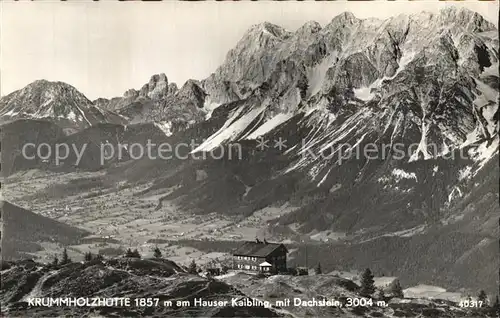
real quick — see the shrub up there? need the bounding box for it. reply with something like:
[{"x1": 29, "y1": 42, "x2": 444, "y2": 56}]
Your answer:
[{"x1": 188, "y1": 260, "x2": 198, "y2": 274}]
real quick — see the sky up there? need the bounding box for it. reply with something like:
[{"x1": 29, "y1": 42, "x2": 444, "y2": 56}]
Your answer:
[{"x1": 1, "y1": 1, "x2": 498, "y2": 100}]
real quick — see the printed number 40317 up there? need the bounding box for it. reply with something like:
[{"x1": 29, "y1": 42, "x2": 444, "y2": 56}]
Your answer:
[{"x1": 459, "y1": 300, "x2": 483, "y2": 308}]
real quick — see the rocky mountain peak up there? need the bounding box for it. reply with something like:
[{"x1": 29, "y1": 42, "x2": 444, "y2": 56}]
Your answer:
[
  {"x1": 123, "y1": 88, "x2": 139, "y2": 99},
  {"x1": 327, "y1": 11, "x2": 359, "y2": 28},
  {"x1": 93, "y1": 97, "x2": 110, "y2": 109},
  {"x1": 295, "y1": 21, "x2": 322, "y2": 37},
  {"x1": 402, "y1": 7, "x2": 495, "y2": 34},
  {"x1": 23, "y1": 80, "x2": 89, "y2": 100},
  {"x1": 235, "y1": 21, "x2": 292, "y2": 52},
  {"x1": 437, "y1": 7, "x2": 496, "y2": 32},
  {"x1": 139, "y1": 73, "x2": 169, "y2": 100},
  {"x1": 177, "y1": 80, "x2": 207, "y2": 109},
  {"x1": 247, "y1": 21, "x2": 292, "y2": 40},
  {"x1": 168, "y1": 83, "x2": 178, "y2": 96},
  {"x1": 0, "y1": 80, "x2": 93, "y2": 116},
  {"x1": 0, "y1": 79, "x2": 129, "y2": 129}
]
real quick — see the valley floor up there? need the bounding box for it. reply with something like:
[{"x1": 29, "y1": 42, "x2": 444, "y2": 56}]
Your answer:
[{"x1": 4, "y1": 169, "x2": 304, "y2": 263}]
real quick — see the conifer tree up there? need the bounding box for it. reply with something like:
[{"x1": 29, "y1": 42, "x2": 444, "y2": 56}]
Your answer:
[
  {"x1": 153, "y1": 246, "x2": 162, "y2": 258},
  {"x1": 360, "y1": 268, "x2": 376, "y2": 297},
  {"x1": 61, "y1": 248, "x2": 71, "y2": 265},
  {"x1": 390, "y1": 279, "x2": 404, "y2": 298},
  {"x1": 493, "y1": 295, "x2": 499, "y2": 311},
  {"x1": 52, "y1": 255, "x2": 59, "y2": 266},
  {"x1": 377, "y1": 287, "x2": 385, "y2": 300},
  {"x1": 478, "y1": 290, "x2": 487, "y2": 303},
  {"x1": 84, "y1": 252, "x2": 93, "y2": 262},
  {"x1": 131, "y1": 249, "x2": 141, "y2": 258},
  {"x1": 315, "y1": 262, "x2": 322, "y2": 275},
  {"x1": 125, "y1": 248, "x2": 134, "y2": 257}
]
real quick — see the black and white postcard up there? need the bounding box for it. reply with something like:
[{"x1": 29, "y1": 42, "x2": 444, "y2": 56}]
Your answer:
[{"x1": 1, "y1": 1, "x2": 499, "y2": 317}]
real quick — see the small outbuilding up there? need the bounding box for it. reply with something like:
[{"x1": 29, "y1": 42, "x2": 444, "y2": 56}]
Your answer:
[{"x1": 259, "y1": 261, "x2": 273, "y2": 272}]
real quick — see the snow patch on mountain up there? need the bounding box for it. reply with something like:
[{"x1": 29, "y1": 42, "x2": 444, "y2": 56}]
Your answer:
[
  {"x1": 461, "y1": 128, "x2": 482, "y2": 149},
  {"x1": 458, "y1": 166, "x2": 472, "y2": 181},
  {"x1": 74, "y1": 104, "x2": 93, "y2": 126},
  {"x1": 469, "y1": 138, "x2": 500, "y2": 172},
  {"x1": 385, "y1": 225, "x2": 426, "y2": 238},
  {"x1": 66, "y1": 111, "x2": 77, "y2": 121},
  {"x1": 448, "y1": 186, "x2": 463, "y2": 203},
  {"x1": 392, "y1": 168, "x2": 418, "y2": 182},
  {"x1": 473, "y1": 78, "x2": 498, "y2": 136},
  {"x1": 245, "y1": 112, "x2": 294, "y2": 140},
  {"x1": 306, "y1": 53, "x2": 338, "y2": 98},
  {"x1": 393, "y1": 50, "x2": 417, "y2": 78},
  {"x1": 355, "y1": 50, "x2": 416, "y2": 101},
  {"x1": 192, "y1": 102, "x2": 268, "y2": 153},
  {"x1": 283, "y1": 108, "x2": 372, "y2": 177},
  {"x1": 410, "y1": 104, "x2": 432, "y2": 162},
  {"x1": 317, "y1": 112, "x2": 369, "y2": 154},
  {"x1": 154, "y1": 121, "x2": 173, "y2": 137},
  {"x1": 353, "y1": 85, "x2": 375, "y2": 102},
  {"x1": 203, "y1": 98, "x2": 222, "y2": 120},
  {"x1": 481, "y1": 62, "x2": 499, "y2": 77},
  {"x1": 3, "y1": 109, "x2": 19, "y2": 117},
  {"x1": 317, "y1": 167, "x2": 333, "y2": 187}
]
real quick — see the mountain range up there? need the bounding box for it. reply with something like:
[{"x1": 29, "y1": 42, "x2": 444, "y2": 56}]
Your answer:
[{"x1": 1, "y1": 7, "x2": 498, "y2": 295}]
